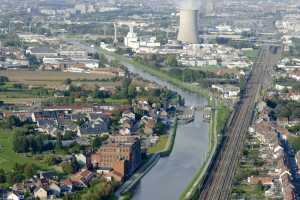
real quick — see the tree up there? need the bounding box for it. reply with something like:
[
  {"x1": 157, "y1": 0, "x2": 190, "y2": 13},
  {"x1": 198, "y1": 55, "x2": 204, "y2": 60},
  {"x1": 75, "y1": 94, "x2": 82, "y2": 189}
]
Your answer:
[
  {"x1": 64, "y1": 78, "x2": 72, "y2": 85},
  {"x1": 24, "y1": 163, "x2": 34, "y2": 178},
  {"x1": 8, "y1": 116, "x2": 22, "y2": 127},
  {"x1": 80, "y1": 180, "x2": 113, "y2": 200},
  {"x1": 0, "y1": 169, "x2": 6, "y2": 183},
  {"x1": 63, "y1": 131, "x2": 77, "y2": 140},
  {"x1": 0, "y1": 76, "x2": 9, "y2": 84},
  {"x1": 92, "y1": 136, "x2": 102, "y2": 150},
  {"x1": 26, "y1": 54, "x2": 40, "y2": 68},
  {"x1": 165, "y1": 55, "x2": 178, "y2": 67},
  {"x1": 61, "y1": 162, "x2": 75, "y2": 174},
  {"x1": 98, "y1": 54, "x2": 108, "y2": 68},
  {"x1": 13, "y1": 134, "x2": 29, "y2": 153},
  {"x1": 127, "y1": 84, "x2": 136, "y2": 100},
  {"x1": 155, "y1": 121, "x2": 166, "y2": 135}
]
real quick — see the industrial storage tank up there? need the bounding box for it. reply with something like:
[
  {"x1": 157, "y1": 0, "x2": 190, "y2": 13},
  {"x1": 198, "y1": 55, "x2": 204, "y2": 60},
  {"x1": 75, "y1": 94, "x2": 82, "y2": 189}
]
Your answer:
[{"x1": 177, "y1": 9, "x2": 199, "y2": 44}]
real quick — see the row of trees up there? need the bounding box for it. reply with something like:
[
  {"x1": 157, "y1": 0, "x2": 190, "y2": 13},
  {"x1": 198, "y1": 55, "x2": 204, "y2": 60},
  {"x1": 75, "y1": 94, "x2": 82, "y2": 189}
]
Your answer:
[
  {"x1": 12, "y1": 126, "x2": 53, "y2": 154},
  {"x1": 0, "y1": 163, "x2": 37, "y2": 186},
  {"x1": 267, "y1": 97, "x2": 300, "y2": 120}
]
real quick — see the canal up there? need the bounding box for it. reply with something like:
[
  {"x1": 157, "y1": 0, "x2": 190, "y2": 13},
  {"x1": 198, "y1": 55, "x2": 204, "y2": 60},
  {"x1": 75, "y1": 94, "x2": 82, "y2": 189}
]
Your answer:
[
  {"x1": 67, "y1": 40, "x2": 210, "y2": 200},
  {"x1": 124, "y1": 63, "x2": 210, "y2": 200}
]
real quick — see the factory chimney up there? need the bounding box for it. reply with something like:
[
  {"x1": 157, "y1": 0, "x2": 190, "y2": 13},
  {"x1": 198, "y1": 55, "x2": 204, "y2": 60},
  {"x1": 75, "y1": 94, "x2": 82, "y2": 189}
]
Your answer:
[{"x1": 177, "y1": 9, "x2": 199, "y2": 44}]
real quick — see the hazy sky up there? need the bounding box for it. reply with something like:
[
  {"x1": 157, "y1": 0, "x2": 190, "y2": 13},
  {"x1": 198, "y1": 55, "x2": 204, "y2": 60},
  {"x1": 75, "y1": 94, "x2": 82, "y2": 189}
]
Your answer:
[{"x1": 176, "y1": 0, "x2": 202, "y2": 10}]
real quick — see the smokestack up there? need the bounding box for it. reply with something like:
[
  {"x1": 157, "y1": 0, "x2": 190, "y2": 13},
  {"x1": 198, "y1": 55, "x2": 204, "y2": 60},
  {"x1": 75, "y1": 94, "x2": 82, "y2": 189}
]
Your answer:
[{"x1": 177, "y1": 9, "x2": 199, "y2": 44}]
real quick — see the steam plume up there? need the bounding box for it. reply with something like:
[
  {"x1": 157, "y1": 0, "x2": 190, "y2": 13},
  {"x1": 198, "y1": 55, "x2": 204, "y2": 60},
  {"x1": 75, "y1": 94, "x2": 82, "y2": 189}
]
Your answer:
[{"x1": 176, "y1": 0, "x2": 202, "y2": 10}]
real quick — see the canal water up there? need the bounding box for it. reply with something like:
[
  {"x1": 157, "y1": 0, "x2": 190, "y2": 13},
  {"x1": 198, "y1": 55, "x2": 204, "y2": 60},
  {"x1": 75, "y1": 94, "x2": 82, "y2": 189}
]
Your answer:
[{"x1": 124, "y1": 64, "x2": 209, "y2": 200}]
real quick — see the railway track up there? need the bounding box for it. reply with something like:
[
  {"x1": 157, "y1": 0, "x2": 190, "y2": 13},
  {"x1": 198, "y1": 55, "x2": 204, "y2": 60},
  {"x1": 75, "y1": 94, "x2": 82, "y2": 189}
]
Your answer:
[{"x1": 198, "y1": 46, "x2": 281, "y2": 200}]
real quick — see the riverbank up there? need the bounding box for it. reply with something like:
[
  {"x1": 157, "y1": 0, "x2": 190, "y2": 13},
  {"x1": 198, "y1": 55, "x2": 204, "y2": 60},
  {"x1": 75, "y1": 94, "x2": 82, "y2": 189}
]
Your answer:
[
  {"x1": 98, "y1": 48, "x2": 209, "y2": 98},
  {"x1": 159, "y1": 118, "x2": 178, "y2": 157},
  {"x1": 148, "y1": 118, "x2": 178, "y2": 155}
]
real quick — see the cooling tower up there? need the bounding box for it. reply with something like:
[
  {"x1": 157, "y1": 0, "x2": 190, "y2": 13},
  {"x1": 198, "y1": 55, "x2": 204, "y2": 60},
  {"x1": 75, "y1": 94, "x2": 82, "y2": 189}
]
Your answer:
[{"x1": 177, "y1": 9, "x2": 199, "y2": 44}]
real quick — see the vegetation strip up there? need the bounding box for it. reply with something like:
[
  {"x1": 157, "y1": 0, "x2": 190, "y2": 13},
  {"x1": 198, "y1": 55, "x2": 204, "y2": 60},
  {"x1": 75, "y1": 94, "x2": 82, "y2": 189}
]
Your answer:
[{"x1": 159, "y1": 118, "x2": 178, "y2": 157}]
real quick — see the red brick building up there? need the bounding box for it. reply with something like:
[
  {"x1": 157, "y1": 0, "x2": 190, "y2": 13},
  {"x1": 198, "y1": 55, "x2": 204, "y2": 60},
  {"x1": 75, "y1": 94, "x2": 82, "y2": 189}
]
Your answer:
[{"x1": 91, "y1": 136, "x2": 141, "y2": 179}]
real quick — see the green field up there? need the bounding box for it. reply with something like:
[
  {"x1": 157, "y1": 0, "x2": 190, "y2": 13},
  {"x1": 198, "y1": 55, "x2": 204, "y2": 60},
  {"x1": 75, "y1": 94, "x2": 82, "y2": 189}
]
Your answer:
[
  {"x1": 148, "y1": 135, "x2": 169, "y2": 154},
  {"x1": 0, "y1": 70, "x2": 112, "y2": 88},
  {"x1": 288, "y1": 135, "x2": 300, "y2": 151},
  {"x1": 243, "y1": 49, "x2": 259, "y2": 62},
  {"x1": 0, "y1": 129, "x2": 48, "y2": 171}
]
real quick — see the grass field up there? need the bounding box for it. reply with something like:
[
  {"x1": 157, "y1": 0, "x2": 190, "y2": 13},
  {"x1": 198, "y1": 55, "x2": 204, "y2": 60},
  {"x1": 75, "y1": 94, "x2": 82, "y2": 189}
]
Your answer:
[
  {"x1": 0, "y1": 129, "x2": 31, "y2": 170},
  {"x1": 148, "y1": 135, "x2": 169, "y2": 154},
  {"x1": 288, "y1": 135, "x2": 300, "y2": 151},
  {"x1": 0, "y1": 97, "x2": 46, "y2": 104},
  {"x1": 0, "y1": 129, "x2": 49, "y2": 171},
  {"x1": 243, "y1": 49, "x2": 259, "y2": 62},
  {"x1": 0, "y1": 70, "x2": 112, "y2": 88}
]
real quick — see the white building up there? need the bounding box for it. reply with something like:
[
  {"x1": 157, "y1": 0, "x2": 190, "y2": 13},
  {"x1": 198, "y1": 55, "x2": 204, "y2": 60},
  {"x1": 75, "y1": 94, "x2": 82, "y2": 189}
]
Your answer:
[
  {"x1": 124, "y1": 26, "x2": 140, "y2": 50},
  {"x1": 212, "y1": 84, "x2": 240, "y2": 99}
]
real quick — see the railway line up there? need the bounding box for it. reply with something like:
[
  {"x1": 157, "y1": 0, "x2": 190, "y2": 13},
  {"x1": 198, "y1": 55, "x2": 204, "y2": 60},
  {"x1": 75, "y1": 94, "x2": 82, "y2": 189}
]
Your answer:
[{"x1": 198, "y1": 45, "x2": 281, "y2": 200}]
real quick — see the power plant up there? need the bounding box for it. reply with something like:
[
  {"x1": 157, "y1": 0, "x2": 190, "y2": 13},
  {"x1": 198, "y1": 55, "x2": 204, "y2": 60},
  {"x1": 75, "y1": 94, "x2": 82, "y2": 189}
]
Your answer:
[{"x1": 177, "y1": 9, "x2": 199, "y2": 44}]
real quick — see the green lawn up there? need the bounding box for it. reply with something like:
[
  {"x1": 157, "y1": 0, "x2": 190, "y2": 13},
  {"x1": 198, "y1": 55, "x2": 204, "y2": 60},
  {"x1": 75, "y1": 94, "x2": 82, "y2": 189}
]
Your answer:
[
  {"x1": 216, "y1": 103, "x2": 231, "y2": 134},
  {"x1": 288, "y1": 135, "x2": 300, "y2": 151},
  {"x1": 243, "y1": 49, "x2": 259, "y2": 62},
  {"x1": 0, "y1": 129, "x2": 49, "y2": 171},
  {"x1": 148, "y1": 135, "x2": 169, "y2": 154}
]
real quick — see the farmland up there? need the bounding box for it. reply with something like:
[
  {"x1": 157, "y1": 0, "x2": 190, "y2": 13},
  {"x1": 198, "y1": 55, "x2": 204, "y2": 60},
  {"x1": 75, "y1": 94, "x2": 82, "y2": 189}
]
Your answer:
[{"x1": 0, "y1": 70, "x2": 113, "y2": 88}]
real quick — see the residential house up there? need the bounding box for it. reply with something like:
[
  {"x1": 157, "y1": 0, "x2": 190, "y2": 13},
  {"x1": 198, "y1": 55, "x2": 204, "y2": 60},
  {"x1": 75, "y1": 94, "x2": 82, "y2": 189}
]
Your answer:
[
  {"x1": 141, "y1": 116, "x2": 156, "y2": 135},
  {"x1": 67, "y1": 169, "x2": 93, "y2": 188},
  {"x1": 75, "y1": 153, "x2": 87, "y2": 166},
  {"x1": 77, "y1": 121, "x2": 108, "y2": 137},
  {"x1": 248, "y1": 176, "x2": 273, "y2": 186},
  {"x1": 254, "y1": 119, "x2": 273, "y2": 143},
  {"x1": 7, "y1": 191, "x2": 24, "y2": 200},
  {"x1": 289, "y1": 69, "x2": 300, "y2": 81},
  {"x1": 48, "y1": 183, "x2": 61, "y2": 197},
  {"x1": 34, "y1": 187, "x2": 48, "y2": 200}
]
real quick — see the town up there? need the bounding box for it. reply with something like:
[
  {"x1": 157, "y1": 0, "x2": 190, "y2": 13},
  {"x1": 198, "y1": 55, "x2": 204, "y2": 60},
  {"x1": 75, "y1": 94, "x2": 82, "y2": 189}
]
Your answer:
[{"x1": 0, "y1": 0, "x2": 300, "y2": 200}]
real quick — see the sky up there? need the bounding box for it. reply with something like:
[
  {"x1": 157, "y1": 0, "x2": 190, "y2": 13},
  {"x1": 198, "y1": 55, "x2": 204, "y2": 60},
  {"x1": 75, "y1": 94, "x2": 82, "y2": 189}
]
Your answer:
[{"x1": 176, "y1": 0, "x2": 202, "y2": 10}]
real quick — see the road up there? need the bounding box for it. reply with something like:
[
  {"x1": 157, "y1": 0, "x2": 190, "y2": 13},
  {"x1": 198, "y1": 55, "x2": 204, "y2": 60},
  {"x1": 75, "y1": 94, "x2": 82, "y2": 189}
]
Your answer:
[{"x1": 198, "y1": 46, "x2": 281, "y2": 200}]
